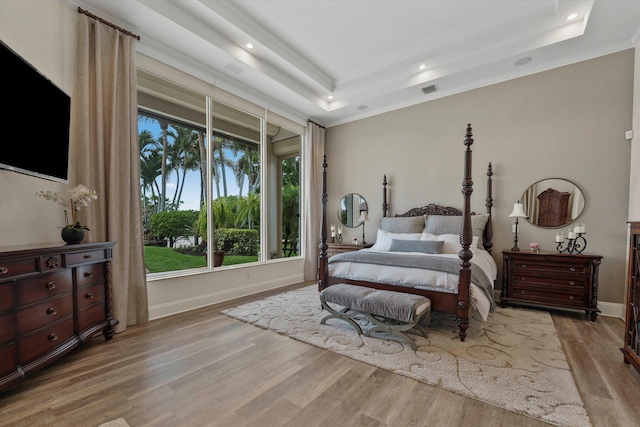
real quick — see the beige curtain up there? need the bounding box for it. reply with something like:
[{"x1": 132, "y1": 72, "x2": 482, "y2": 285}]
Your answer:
[
  {"x1": 303, "y1": 121, "x2": 326, "y2": 280},
  {"x1": 76, "y1": 15, "x2": 148, "y2": 333}
]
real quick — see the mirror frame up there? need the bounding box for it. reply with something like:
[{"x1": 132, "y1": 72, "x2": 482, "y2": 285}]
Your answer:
[
  {"x1": 338, "y1": 193, "x2": 368, "y2": 228},
  {"x1": 521, "y1": 178, "x2": 585, "y2": 229}
]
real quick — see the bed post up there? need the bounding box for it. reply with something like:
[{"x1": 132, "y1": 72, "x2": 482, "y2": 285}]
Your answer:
[
  {"x1": 484, "y1": 163, "x2": 494, "y2": 253},
  {"x1": 382, "y1": 174, "x2": 388, "y2": 217},
  {"x1": 318, "y1": 154, "x2": 329, "y2": 291},
  {"x1": 458, "y1": 124, "x2": 474, "y2": 342}
]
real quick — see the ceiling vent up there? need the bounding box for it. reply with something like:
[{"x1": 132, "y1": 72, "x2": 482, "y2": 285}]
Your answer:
[{"x1": 421, "y1": 84, "x2": 438, "y2": 95}]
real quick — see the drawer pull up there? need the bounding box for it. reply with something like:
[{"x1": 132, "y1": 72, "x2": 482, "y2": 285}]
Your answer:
[
  {"x1": 84, "y1": 254, "x2": 91, "y2": 259},
  {"x1": 47, "y1": 307, "x2": 57, "y2": 315},
  {"x1": 86, "y1": 292, "x2": 94, "y2": 299},
  {"x1": 569, "y1": 281, "x2": 575, "y2": 286},
  {"x1": 0, "y1": 266, "x2": 8, "y2": 274},
  {"x1": 49, "y1": 333, "x2": 59, "y2": 341},
  {"x1": 84, "y1": 272, "x2": 94, "y2": 278},
  {"x1": 47, "y1": 281, "x2": 57, "y2": 290},
  {"x1": 520, "y1": 290, "x2": 526, "y2": 295},
  {"x1": 521, "y1": 264, "x2": 527, "y2": 268},
  {"x1": 570, "y1": 267, "x2": 576, "y2": 272},
  {"x1": 569, "y1": 296, "x2": 574, "y2": 300}
]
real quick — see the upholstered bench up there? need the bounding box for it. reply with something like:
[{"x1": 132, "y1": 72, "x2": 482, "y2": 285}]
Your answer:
[{"x1": 320, "y1": 283, "x2": 431, "y2": 350}]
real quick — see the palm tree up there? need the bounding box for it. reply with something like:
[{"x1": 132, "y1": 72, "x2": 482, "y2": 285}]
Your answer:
[
  {"x1": 158, "y1": 119, "x2": 170, "y2": 212},
  {"x1": 167, "y1": 125, "x2": 201, "y2": 209}
]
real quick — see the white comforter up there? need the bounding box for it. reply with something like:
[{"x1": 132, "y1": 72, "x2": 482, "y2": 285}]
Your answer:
[{"x1": 328, "y1": 248, "x2": 498, "y2": 320}]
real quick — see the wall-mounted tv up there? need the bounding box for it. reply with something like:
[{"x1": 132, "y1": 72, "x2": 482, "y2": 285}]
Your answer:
[{"x1": 0, "y1": 40, "x2": 70, "y2": 183}]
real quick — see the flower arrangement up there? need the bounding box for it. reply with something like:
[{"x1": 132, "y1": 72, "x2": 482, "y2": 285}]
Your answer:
[
  {"x1": 36, "y1": 184, "x2": 98, "y2": 230},
  {"x1": 529, "y1": 242, "x2": 540, "y2": 252}
]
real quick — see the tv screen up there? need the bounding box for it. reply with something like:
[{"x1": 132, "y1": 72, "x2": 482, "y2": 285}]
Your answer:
[{"x1": 0, "y1": 40, "x2": 70, "y2": 183}]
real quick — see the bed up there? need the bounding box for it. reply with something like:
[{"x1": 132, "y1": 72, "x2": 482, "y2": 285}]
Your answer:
[{"x1": 318, "y1": 124, "x2": 496, "y2": 341}]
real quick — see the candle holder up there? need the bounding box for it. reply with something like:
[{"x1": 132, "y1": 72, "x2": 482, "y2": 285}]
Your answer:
[{"x1": 556, "y1": 232, "x2": 587, "y2": 254}]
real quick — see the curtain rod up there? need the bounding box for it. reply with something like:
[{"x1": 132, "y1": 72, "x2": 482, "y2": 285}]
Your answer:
[
  {"x1": 77, "y1": 7, "x2": 140, "y2": 40},
  {"x1": 308, "y1": 119, "x2": 325, "y2": 129}
]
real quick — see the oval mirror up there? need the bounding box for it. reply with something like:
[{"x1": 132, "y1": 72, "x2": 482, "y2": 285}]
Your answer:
[
  {"x1": 338, "y1": 193, "x2": 368, "y2": 228},
  {"x1": 521, "y1": 178, "x2": 585, "y2": 228}
]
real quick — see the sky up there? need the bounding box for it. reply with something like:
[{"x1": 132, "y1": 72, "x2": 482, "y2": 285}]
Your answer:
[{"x1": 138, "y1": 117, "x2": 244, "y2": 211}]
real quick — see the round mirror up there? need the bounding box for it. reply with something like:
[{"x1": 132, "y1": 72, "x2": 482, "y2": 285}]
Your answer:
[
  {"x1": 521, "y1": 178, "x2": 585, "y2": 228},
  {"x1": 338, "y1": 193, "x2": 368, "y2": 228}
]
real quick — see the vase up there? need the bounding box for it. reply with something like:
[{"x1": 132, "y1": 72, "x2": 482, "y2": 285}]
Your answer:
[
  {"x1": 531, "y1": 247, "x2": 540, "y2": 253},
  {"x1": 61, "y1": 228, "x2": 85, "y2": 244}
]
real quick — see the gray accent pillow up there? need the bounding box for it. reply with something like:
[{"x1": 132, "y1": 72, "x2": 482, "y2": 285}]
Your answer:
[
  {"x1": 389, "y1": 239, "x2": 443, "y2": 254},
  {"x1": 424, "y1": 214, "x2": 490, "y2": 247},
  {"x1": 379, "y1": 216, "x2": 425, "y2": 234}
]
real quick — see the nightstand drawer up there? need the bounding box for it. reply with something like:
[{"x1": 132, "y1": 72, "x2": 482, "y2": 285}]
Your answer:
[
  {"x1": 510, "y1": 284, "x2": 586, "y2": 307},
  {"x1": 512, "y1": 260, "x2": 588, "y2": 276},
  {"x1": 514, "y1": 274, "x2": 587, "y2": 290}
]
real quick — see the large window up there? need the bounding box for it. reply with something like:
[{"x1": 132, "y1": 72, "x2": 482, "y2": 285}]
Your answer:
[{"x1": 137, "y1": 68, "x2": 302, "y2": 275}]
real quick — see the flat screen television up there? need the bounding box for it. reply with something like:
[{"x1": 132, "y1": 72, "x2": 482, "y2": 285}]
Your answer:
[{"x1": 0, "y1": 40, "x2": 71, "y2": 183}]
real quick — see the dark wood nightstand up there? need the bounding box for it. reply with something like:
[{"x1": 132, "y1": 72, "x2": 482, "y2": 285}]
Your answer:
[
  {"x1": 501, "y1": 250, "x2": 603, "y2": 321},
  {"x1": 326, "y1": 242, "x2": 372, "y2": 258}
]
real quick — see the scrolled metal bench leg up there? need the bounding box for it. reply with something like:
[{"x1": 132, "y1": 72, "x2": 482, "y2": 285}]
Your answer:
[{"x1": 320, "y1": 300, "x2": 363, "y2": 335}]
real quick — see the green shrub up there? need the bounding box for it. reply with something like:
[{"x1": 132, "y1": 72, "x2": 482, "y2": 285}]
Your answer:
[
  {"x1": 216, "y1": 228, "x2": 259, "y2": 255},
  {"x1": 150, "y1": 210, "x2": 198, "y2": 247}
]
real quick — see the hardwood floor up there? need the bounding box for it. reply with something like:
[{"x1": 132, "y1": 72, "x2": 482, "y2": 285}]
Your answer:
[{"x1": 1, "y1": 282, "x2": 639, "y2": 427}]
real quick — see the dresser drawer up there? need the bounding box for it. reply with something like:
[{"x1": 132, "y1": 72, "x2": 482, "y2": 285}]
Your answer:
[
  {"x1": 78, "y1": 302, "x2": 106, "y2": 333},
  {"x1": 0, "y1": 284, "x2": 14, "y2": 314},
  {"x1": 510, "y1": 283, "x2": 586, "y2": 307},
  {"x1": 76, "y1": 264, "x2": 105, "y2": 288},
  {"x1": 18, "y1": 316, "x2": 74, "y2": 364},
  {"x1": 513, "y1": 274, "x2": 587, "y2": 290},
  {"x1": 0, "y1": 312, "x2": 16, "y2": 345},
  {"x1": 67, "y1": 249, "x2": 108, "y2": 266},
  {"x1": 16, "y1": 270, "x2": 73, "y2": 307},
  {"x1": 0, "y1": 257, "x2": 39, "y2": 282},
  {"x1": 512, "y1": 260, "x2": 589, "y2": 276},
  {"x1": 17, "y1": 294, "x2": 73, "y2": 335},
  {"x1": 77, "y1": 282, "x2": 105, "y2": 311},
  {"x1": 0, "y1": 343, "x2": 17, "y2": 378}
]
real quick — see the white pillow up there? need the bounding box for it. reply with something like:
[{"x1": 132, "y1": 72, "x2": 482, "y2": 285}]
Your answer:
[
  {"x1": 370, "y1": 229, "x2": 422, "y2": 251},
  {"x1": 437, "y1": 233, "x2": 480, "y2": 254}
]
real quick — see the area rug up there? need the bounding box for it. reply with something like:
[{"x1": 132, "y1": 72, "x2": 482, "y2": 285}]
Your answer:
[{"x1": 222, "y1": 285, "x2": 591, "y2": 427}]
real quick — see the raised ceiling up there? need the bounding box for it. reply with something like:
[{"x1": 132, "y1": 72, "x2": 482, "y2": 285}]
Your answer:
[{"x1": 68, "y1": 0, "x2": 640, "y2": 126}]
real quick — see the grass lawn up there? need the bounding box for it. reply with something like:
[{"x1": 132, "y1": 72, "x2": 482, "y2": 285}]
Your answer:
[{"x1": 144, "y1": 246, "x2": 258, "y2": 273}]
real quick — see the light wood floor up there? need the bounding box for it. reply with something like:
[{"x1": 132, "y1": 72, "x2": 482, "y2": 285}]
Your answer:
[{"x1": 1, "y1": 282, "x2": 639, "y2": 427}]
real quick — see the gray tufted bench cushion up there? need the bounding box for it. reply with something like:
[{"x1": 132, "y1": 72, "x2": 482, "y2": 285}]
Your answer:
[{"x1": 320, "y1": 283, "x2": 431, "y2": 350}]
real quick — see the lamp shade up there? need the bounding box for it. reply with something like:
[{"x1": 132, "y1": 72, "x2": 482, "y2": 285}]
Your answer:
[
  {"x1": 358, "y1": 211, "x2": 369, "y2": 222},
  {"x1": 508, "y1": 202, "x2": 527, "y2": 218}
]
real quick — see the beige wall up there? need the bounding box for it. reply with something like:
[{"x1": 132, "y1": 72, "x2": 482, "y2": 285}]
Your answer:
[{"x1": 326, "y1": 49, "x2": 635, "y2": 307}]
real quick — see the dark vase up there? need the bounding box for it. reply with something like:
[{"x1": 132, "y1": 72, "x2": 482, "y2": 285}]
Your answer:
[{"x1": 61, "y1": 227, "x2": 85, "y2": 244}]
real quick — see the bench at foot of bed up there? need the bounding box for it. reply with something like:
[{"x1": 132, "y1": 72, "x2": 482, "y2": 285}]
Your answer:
[{"x1": 319, "y1": 283, "x2": 431, "y2": 351}]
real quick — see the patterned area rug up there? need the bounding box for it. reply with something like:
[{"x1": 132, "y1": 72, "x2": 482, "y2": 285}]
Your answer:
[{"x1": 222, "y1": 285, "x2": 591, "y2": 427}]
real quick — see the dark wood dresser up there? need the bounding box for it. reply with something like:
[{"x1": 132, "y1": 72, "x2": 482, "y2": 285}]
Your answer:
[
  {"x1": 501, "y1": 250, "x2": 602, "y2": 321},
  {"x1": 622, "y1": 222, "x2": 640, "y2": 373},
  {"x1": 326, "y1": 242, "x2": 372, "y2": 258},
  {"x1": 0, "y1": 241, "x2": 118, "y2": 392}
]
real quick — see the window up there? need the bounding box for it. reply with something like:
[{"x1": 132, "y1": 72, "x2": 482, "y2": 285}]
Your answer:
[{"x1": 137, "y1": 68, "x2": 302, "y2": 275}]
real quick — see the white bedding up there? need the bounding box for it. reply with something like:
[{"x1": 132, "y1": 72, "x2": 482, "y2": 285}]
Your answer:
[{"x1": 328, "y1": 247, "x2": 498, "y2": 321}]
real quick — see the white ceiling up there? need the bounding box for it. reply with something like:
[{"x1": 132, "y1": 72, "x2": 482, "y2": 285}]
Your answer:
[{"x1": 69, "y1": 0, "x2": 640, "y2": 127}]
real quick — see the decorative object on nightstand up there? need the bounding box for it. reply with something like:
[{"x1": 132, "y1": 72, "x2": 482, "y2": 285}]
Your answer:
[
  {"x1": 508, "y1": 201, "x2": 528, "y2": 251},
  {"x1": 358, "y1": 211, "x2": 369, "y2": 245},
  {"x1": 529, "y1": 242, "x2": 540, "y2": 253},
  {"x1": 329, "y1": 224, "x2": 343, "y2": 243},
  {"x1": 555, "y1": 223, "x2": 587, "y2": 254},
  {"x1": 501, "y1": 249, "x2": 602, "y2": 321}
]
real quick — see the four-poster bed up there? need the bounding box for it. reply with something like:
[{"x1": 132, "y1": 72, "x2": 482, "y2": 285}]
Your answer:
[{"x1": 318, "y1": 124, "x2": 496, "y2": 341}]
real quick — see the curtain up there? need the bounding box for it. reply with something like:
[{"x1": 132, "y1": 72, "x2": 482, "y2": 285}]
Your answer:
[
  {"x1": 303, "y1": 121, "x2": 326, "y2": 281},
  {"x1": 76, "y1": 15, "x2": 148, "y2": 332}
]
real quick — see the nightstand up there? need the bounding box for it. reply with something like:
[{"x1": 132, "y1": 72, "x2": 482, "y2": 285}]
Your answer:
[
  {"x1": 501, "y1": 250, "x2": 603, "y2": 321},
  {"x1": 326, "y1": 242, "x2": 372, "y2": 258}
]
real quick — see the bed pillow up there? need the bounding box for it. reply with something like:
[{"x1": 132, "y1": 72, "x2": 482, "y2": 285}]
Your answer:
[
  {"x1": 379, "y1": 216, "x2": 425, "y2": 234},
  {"x1": 389, "y1": 239, "x2": 443, "y2": 254},
  {"x1": 424, "y1": 214, "x2": 489, "y2": 247},
  {"x1": 370, "y1": 229, "x2": 422, "y2": 251},
  {"x1": 437, "y1": 234, "x2": 480, "y2": 254}
]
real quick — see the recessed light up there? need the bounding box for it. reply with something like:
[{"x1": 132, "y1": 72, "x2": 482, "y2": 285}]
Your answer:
[
  {"x1": 328, "y1": 95, "x2": 334, "y2": 100},
  {"x1": 419, "y1": 64, "x2": 426, "y2": 70},
  {"x1": 567, "y1": 13, "x2": 577, "y2": 20},
  {"x1": 515, "y1": 57, "x2": 532, "y2": 66},
  {"x1": 246, "y1": 43, "x2": 254, "y2": 49}
]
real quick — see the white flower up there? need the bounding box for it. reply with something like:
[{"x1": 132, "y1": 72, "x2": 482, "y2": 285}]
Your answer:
[{"x1": 36, "y1": 184, "x2": 98, "y2": 229}]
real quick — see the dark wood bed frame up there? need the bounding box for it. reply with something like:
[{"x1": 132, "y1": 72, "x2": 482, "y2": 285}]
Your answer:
[{"x1": 318, "y1": 124, "x2": 494, "y2": 341}]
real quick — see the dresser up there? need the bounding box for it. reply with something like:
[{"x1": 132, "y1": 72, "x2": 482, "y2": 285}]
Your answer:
[
  {"x1": 501, "y1": 250, "x2": 602, "y2": 321},
  {"x1": 0, "y1": 241, "x2": 118, "y2": 392},
  {"x1": 326, "y1": 242, "x2": 372, "y2": 258},
  {"x1": 622, "y1": 222, "x2": 640, "y2": 373}
]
